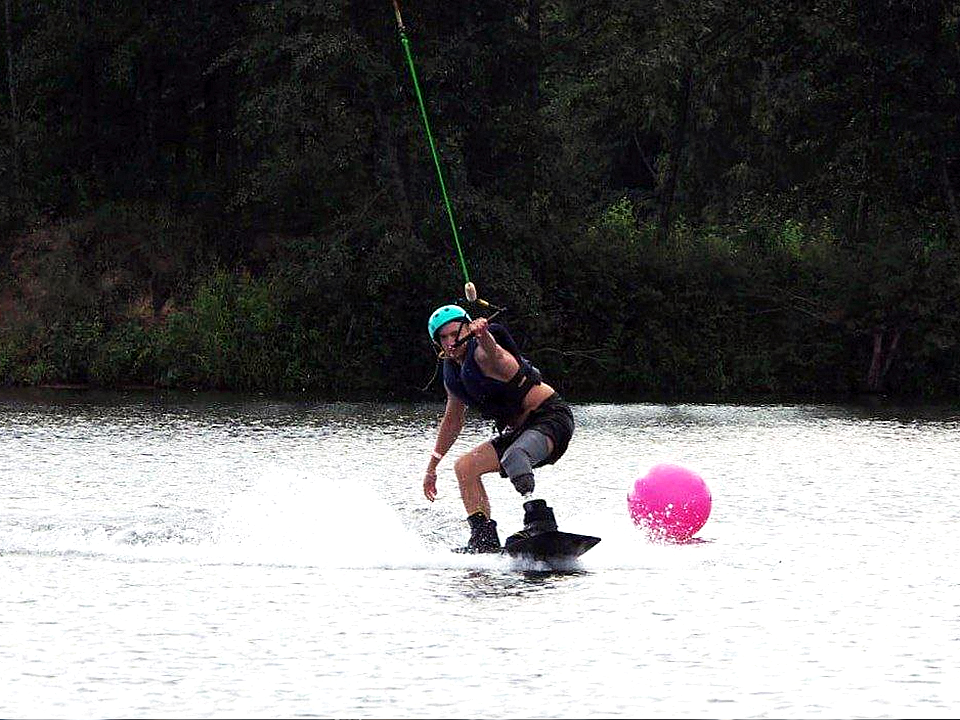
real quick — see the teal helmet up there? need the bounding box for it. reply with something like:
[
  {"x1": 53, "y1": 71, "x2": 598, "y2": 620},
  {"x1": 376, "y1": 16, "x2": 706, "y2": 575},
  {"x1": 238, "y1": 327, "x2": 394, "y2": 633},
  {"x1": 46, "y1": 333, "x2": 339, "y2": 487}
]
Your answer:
[{"x1": 428, "y1": 304, "x2": 470, "y2": 342}]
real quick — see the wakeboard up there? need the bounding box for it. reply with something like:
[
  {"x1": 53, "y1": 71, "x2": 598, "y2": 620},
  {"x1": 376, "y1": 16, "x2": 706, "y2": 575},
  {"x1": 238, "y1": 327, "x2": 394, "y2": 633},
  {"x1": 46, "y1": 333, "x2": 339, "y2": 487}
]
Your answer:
[
  {"x1": 503, "y1": 530, "x2": 601, "y2": 561},
  {"x1": 451, "y1": 531, "x2": 601, "y2": 562}
]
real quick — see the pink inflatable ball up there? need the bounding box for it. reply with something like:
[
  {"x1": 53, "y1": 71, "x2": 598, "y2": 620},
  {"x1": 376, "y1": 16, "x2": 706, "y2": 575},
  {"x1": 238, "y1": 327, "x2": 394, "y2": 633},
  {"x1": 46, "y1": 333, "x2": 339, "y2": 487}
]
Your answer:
[{"x1": 627, "y1": 464, "x2": 712, "y2": 542}]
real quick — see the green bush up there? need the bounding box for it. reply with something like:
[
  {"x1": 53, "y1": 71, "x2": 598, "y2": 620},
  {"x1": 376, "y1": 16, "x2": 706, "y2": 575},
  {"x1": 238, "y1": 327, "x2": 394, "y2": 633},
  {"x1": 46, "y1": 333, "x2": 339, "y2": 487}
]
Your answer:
[{"x1": 89, "y1": 322, "x2": 156, "y2": 386}]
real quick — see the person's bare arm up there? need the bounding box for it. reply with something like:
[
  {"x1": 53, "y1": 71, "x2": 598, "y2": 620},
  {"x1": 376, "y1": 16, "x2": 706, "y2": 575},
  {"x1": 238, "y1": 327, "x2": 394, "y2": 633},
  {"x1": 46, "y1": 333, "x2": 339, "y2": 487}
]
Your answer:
[
  {"x1": 470, "y1": 317, "x2": 519, "y2": 381},
  {"x1": 423, "y1": 392, "x2": 466, "y2": 502}
]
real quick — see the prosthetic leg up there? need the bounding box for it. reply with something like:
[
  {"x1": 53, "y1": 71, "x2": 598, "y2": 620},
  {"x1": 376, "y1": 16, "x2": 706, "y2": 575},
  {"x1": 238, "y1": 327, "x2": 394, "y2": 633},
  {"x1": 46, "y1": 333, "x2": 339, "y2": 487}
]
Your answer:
[{"x1": 500, "y1": 430, "x2": 560, "y2": 543}]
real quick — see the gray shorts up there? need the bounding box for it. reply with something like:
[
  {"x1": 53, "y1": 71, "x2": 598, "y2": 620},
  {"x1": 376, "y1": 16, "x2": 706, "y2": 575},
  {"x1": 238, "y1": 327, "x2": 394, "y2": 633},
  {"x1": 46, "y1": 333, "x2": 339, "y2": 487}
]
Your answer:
[{"x1": 490, "y1": 394, "x2": 574, "y2": 476}]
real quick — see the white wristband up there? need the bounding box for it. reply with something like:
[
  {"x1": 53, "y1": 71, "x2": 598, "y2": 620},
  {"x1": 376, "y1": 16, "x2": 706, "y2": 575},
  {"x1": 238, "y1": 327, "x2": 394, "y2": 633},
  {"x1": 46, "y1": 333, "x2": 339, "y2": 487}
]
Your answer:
[{"x1": 430, "y1": 450, "x2": 443, "y2": 461}]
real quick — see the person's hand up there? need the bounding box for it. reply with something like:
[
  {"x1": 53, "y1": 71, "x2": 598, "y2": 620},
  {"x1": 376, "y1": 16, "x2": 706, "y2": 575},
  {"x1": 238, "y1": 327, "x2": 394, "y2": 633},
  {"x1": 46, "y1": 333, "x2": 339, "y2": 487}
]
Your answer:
[
  {"x1": 468, "y1": 317, "x2": 489, "y2": 338},
  {"x1": 423, "y1": 471, "x2": 437, "y2": 502}
]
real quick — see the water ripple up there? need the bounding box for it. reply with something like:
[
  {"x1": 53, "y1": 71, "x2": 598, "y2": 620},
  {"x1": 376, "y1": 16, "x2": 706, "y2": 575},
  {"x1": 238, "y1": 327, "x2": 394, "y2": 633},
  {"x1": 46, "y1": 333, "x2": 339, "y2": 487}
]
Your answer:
[{"x1": 2, "y1": 390, "x2": 959, "y2": 718}]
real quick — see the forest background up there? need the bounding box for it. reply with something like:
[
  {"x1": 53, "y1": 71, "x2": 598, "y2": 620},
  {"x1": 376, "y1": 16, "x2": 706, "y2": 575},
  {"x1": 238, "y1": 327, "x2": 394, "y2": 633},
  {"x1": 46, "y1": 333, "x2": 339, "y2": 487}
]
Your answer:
[{"x1": 1, "y1": 0, "x2": 959, "y2": 403}]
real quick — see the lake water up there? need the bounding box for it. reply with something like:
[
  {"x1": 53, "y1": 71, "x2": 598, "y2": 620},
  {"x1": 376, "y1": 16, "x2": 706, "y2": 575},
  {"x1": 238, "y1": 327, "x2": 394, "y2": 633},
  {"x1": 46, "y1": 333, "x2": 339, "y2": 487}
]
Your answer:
[{"x1": 1, "y1": 389, "x2": 958, "y2": 718}]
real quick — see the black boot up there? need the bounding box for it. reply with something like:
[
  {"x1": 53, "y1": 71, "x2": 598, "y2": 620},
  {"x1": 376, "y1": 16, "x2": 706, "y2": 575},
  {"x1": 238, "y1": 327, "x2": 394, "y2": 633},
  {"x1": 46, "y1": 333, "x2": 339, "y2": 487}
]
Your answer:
[
  {"x1": 506, "y1": 499, "x2": 559, "y2": 548},
  {"x1": 521, "y1": 499, "x2": 559, "y2": 534},
  {"x1": 465, "y1": 512, "x2": 502, "y2": 553}
]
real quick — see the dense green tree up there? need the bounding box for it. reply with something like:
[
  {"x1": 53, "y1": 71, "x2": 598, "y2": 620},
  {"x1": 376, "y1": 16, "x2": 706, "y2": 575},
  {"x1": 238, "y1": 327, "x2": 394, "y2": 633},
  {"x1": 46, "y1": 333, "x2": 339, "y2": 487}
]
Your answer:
[{"x1": 0, "y1": 0, "x2": 958, "y2": 399}]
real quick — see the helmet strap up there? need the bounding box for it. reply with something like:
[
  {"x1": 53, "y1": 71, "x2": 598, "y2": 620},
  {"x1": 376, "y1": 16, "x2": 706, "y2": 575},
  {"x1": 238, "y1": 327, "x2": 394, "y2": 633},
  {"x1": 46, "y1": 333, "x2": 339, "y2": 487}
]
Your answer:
[{"x1": 432, "y1": 317, "x2": 471, "y2": 359}]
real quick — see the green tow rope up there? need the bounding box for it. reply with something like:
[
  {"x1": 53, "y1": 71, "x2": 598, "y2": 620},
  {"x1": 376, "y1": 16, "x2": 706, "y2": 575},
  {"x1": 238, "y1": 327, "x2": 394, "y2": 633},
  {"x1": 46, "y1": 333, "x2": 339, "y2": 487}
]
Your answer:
[{"x1": 391, "y1": 0, "x2": 478, "y2": 302}]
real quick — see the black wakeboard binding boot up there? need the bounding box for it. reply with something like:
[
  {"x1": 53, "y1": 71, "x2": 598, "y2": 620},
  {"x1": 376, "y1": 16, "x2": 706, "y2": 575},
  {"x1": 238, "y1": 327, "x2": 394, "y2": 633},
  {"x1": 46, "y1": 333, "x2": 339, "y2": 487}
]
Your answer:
[
  {"x1": 464, "y1": 512, "x2": 501, "y2": 553},
  {"x1": 505, "y1": 499, "x2": 559, "y2": 549}
]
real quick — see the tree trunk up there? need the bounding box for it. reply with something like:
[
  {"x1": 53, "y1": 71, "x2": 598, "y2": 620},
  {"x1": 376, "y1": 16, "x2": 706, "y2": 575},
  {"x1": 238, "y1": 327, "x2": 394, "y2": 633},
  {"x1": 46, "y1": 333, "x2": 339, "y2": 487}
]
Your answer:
[
  {"x1": 4, "y1": 0, "x2": 19, "y2": 192},
  {"x1": 527, "y1": 0, "x2": 541, "y2": 106},
  {"x1": 523, "y1": 0, "x2": 541, "y2": 196},
  {"x1": 866, "y1": 326, "x2": 901, "y2": 392},
  {"x1": 373, "y1": 100, "x2": 413, "y2": 234},
  {"x1": 201, "y1": 73, "x2": 221, "y2": 173},
  {"x1": 941, "y1": 157, "x2": 960, "y2": 241},
  {"x1": 854, "y1": 190, "x2": 867, "y2": 241},
  {"x1": 657, "y1": 66, "x2": 693, "y2": 244},
  {"x1": 74, "y1": 0, "x2": 99, "y2": 177}
]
